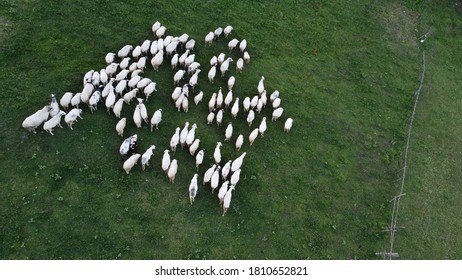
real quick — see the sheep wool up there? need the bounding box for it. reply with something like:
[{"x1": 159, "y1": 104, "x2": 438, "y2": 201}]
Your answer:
[{"x1": 123, "y1": 154, "x2": 141, "y2": 174}]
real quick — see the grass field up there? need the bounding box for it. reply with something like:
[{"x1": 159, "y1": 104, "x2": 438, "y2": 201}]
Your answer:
[{"x1": 0, "y1": 0, "x2": 460, "y2": 259}]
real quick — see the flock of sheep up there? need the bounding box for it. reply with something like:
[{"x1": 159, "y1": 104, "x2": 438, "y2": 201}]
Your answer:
[{"x1": 21, "y1": 22, "x2": 294, "y2": 215}]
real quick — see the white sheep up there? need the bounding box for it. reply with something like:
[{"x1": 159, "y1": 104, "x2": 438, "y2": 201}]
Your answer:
[
  {"x1": 167, "y1": 159, "x2": 178, "y2": 183},
  {"x1": 120, "y1": 57, "x2": 131, "y2": 70},
  {"x1": 189, "y1": 69, "x2": 201, "y2": 89},
  {"x1": 214, "y1": 142, "x2": 222, "y2": 164},
  {"x1": 116, "y1": 117, "x2": 126, "y2": 137},
  {"x1": 235, "y1": 134, "x2": 244, "y2": 151},
  {"x1": 231, "y1": 152, "x2": 246, "y2": 172},
  {"x1": 60, "y1": 92, "x2": 73, "y2": 110},
  {"x1": 195, "y1": 149, "x2": 204, "y2": 170},
  {"x1": 272, "y1": 97, "x2": 281, "y2": 108},
  {"x1": 180, "y1": 122, "x2": 189, "y2": 148},
  {"x1": 137, "y1": 77, "x2": 152, "y2": 90},
  {"x1": 230, "y1": 169, "x2": 241, "y2": 186},
  {"x1": 83, "y1": 69, "x2": 94, "y2": 85},
  {"x1": 152, "y1": 21, "x2": 161, "y2": 33},
  {"x1": 49, "y1": 94, "x2": 60, "y2": 117},
  {"x1": 207, "y1": 111, "x2": 215, "y2": 125},
  {"x1": 208, "y1": 66, "x2": 216, "y2": 84},
  {"x1": 162, "y1": 149, "x2": 171, "y2": 173},
  {"x1": 239, "y1": 39, "x2": 247, "y2": 53},
  {"x1": 223, "y1": 25, "x2": 233, "y2": 37},
  {"x1": 224, "y1": 90, "x2": 233, "y2": 108},
  {"x1": 71, "y1": 92, "x2": 81, "y2": 108},
  {"x1": 89, "y1": 91, "x2": 101, "y2": 113},
  {"x1": 259, "y1": 117, "x2": 267, "y2": 137},
  {"x1": 151, "y1": 50, "x2": 164, "y2": 71},
  {"x1": 64, "y1": 108, "x2": 83, "y2": 130},
  {"x1": 189, "y1": 174, "x2": 199, "y2": 205},
  {"x1": 105, "y1": 63, "x2": 119, "y2": 77},
  {"x1": 214, "y1": 27, "x2": 223, "y2": 38},
  {"x1": 231, "y1": 97, "x2": 239, "y2": 119},
  {"x1": 141, "y1": 145, "x2": 156, "y2": 171},
  {"x1": 217, "y1": 53, "x2": 225, "y2": 64},
  {"x1": 270, "y1": 90, "x2": 279, "y2": 102},
  {"x1": 220, "y1": 57, "x2": 233, "y2": 77},
  {"x1": 228, "y1": 38, "x2": 239, "y2": 52},
  {"x1": 137, "y1": 99, "x2": 148, "y2": 123},
  {"x1": 216, "y1": 109, "x2": 224, "y2": 127},
  {"x1": 260, "y1": 90, "x2": 268, "y2": 107},
  {"x1": 250, "y1": 95, "x2": 259, "y2": 109},
  {"x1": 102, "y1": 78, "x2": 115, "y2": 97},
  {"x1": 182, "y1": 95, "x2": 191, "y2": 113},
  {"x1": 22, "y1": 105, "x2": 50, "y2": 133},
  {"x1": 221, "y1": 160, "x2": 232, "y2": 180},
  {"x1": 243, "y1": 97, "x2": 251, "y2": 113},
  {"x1": 123, "y1": 154, "x2": 141, "y2": 174},
  {"x1": 246, "y1": 109, "x2": 255, "y2": 127},
  {"x1": 141, "y1": 40, "x2": 151, "y2": 54},
  {"x1": 249, "y1": 128, "x2": 259, "y2": 145},
  {"x1": 171, "y1": 87, "x2": 182, "y2": 102},
  {"x1": 115, "y1": 79, "x2": 128, "y2": 96},
  {"x1": 184, "y1": 54, "x2": 195, "y2": 67},
  {"x1": 205, "y1": 31, "x2": 214, "y2": 46},
  {"x1": 105, "y1": 52, "x2": 115, "y2": 64},
  {"x1": 194, "y1": 91, "x2": 203, "y2": 105},
  {"x1": 132, "y1": 45, "x2": 142, "y2": 59},
  {"x1": 170, "y1": 127, "x2": 180, "y2": 152},
  {"x1": 174, "y1": 69, "x2": 186, "y2": 86},
  {"x1": 179, "y1": 50, "x2": 190, "y2": 66},
  {"x1": 120, "y1": 134, "x2": 137, "y2": 156},
  {"x1": 113, "y1": 98, "x2": 124, "y2": 118},
  {"x1": 284, "y1": 117, "x2": 294, "y2": 132},
  {"x1": 203, "y1": 164, "x2": 216, "y2": 185},
  {"x1": 128, "y1": 62, "x2": 138, "y2": 73},
  {"x1": 222, "y1": 185, "x2": 235, "y2": 216},
  {"x1": 186, "y1": 123, "x2": 197, "y2": 146},
  {"x1": 175, "y1": 93, "x2": 185, "y2": 111},
  {"x1": 91, "y1": 70, "x2": 100, "y2": 86},
  {"x1": 226, "y1": 76, "x2": 235, "y2": 91},
  {"x1": 225, "y1": 123, "x2": 233, "y2": 141},
  {"x1": 105, "y1": 89, "x2": 116, "y2": 112},
  {"x1": 156, "y1": 25, "x2": 166, "y2": 38},
  {"x1": 186, "y1": 39, "x2": 195, "y2": 51},
  {"x1": 100, "y1": 69, "x2": 108, "y2": 85},
  {"x1": 143, "y1": 82, "x2": 157, "y2": 100},
  {"x1": 150, "y1": 40, "x2": 158, "y2": 55},
  {"x1": 133, "y1": 104, "x2": 142, "y2": 128},
  {"x1": 137, "y1": 57, "x2": 147, "y2": 70},
  {"x1": 118, "y1": 44, "x2": 133, "y2": 58},
  {"x1": 272, "y1": 107, "x2": 284, "y2": 121},
  {"x1": 216, "y1": 88, "x2": 224, "y2": 108},
  {"x1": 123, "y1": 88, "x2": 138, "y2": 104},
  {"x1": 257, "y1": 76, "x2": 265, "y2": 94},
  {"x1": 189, "y1": 138, "x2": 200, "y2": 156},
  {"x1": 218, "y1": 181, "x2": 229, "y2": 206},
  {"x1": 150, "y1": 109, "x2": 162, "y2": 131},
  {"x1": 171, "y1": 53, "x2": 179, "y2": 69},
  {"x1": 208, "y1": 92, "x2": 217, "y2": 112},
  {"x1": 188, "y1": 62, "x2": 200, "y2": 75},
  {"x1": 211, "y1": 167, "x2": 221, "y2": 193},
  {"x1": 256, "y1": 98, "x2": 263, "y2": 114},
  {"x1": 210, "y1": 56, "x2": 218, "y2": 66},
  {"x1": 43, "y1": 110, "x2": 66, "y2": 135},
  {"x1": 236, "y1": 58, "x2": 244, "y2": 73}
]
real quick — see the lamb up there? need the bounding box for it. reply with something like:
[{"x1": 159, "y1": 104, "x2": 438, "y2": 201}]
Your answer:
[
  {"x1": 186, "y1": 123, "x2": 197, "y2": 146},
  {"x1": 224, "y1": 90, "x2": 233, "y2": 108},
  {"x1": 250, "y1": 95, "x2": 259, "y2": 109},
  {"x1": 70, "y1": 92, "x2": 81, "y2": 108},
  {"x1": 213, "y1": 142, "x2": 222, "y2": 164},
  {"x1": 22, "y1": 105, "x2": 50, "y2": 133},
  {"x1": 174, "y1": 69, "x2": 186, "y2": 86},
  {"x1": 167, "y1": 159, "x2": 178, "y2": 183},
  {"x1": 222, "y1": 185, "x2": 235, "y2": 216},
  {"x1": 259, "y1": 117, "x2": 267, "y2": 137},
  {"x1": 170, "y1": 127, "x2": 180, "y2": 152},
  {"x1": 210, "y1": 167, "x2": 221, "y2": 193},
  {"x1": 221, "y1": 160, "x2": 232, "y2": 180},
  {"x1": 194, "y1": 91, "x2": 203, "y2": 105},
  {"x1": 116, "y1": 117, "x2": 126, "y2": 137},
  {"x1": 141, "y1": 145, "x2": 156, "y2": 171},
  {"x1": 123, "y1": 154, "x2": 141, "y2": 174},
  {"x1": 203, "y1": 164, "x2": 216, "y2": 185},
  {"x1": 227, "y1": 76, "x2": 235, "y2": 91},
  {"x1": 230, "y1": 169, "x2": 241, "y2": 186},
  {"x1": 150, "y1": 109, "x2": 162, "y2": 131},
  {"x1": 236, "y1": 58, "x2": 244, "y2": 73},
  {"x1": 231, "y1": 98, "x2": 239, "y2": 119},
  {"x1": 189, "y1": 138, "x2": 200, "y2": 156},
  {"x1": 231, "y1": 152, "x2": 246, "y2": 172},
  {"x1": 184, "y1": 54, "x2": 195, "y2": 67},
  {"x1": 249, "y1": 128, "x2": 259, "y2": 145},
  {"x1": 180, "y1": 122, "x2": 189, "y2": 149},
  {"x1": 175, "y1": 93, "x2": 186, "y2": 111},
  {"x1": 239, "y1": 39, "x2": 247, "y2": 53},
  {"x1": 133, "y1": 104, "x2": 142, "y2": 128},
  {"x1": 100, "y1": 69, "x2": 108, "y2": 85},
  {"x1": 137, "y1": 99, "x2": 148, "y2": 124},
  {"x1": 284, "y1": 117, "x2": 294, "y2": 132},
  {"x1": 143, "y1": 82, "x2": 157, "y2": 100},
  {"x1": 257, "y1": 76, "x2": 265, "y2": 94},
  {"x1": 102, "y1": 78, "x2": 115, "y2": 98},
  {"x1": 218, "y1": 181, "x2": 229, "y2": 206},
  {"x1": 129, "y1": 61, "x2": 138, "y2": 72},
  {"x1": 246, "y1": 110, "x2": 255, "y2": 127},
  {"x1": 220, "y1": 57, "x2": 233, "y2": 77},
  {"x1": 225, "y1": 123, "x2": 233, "y2": 141},
  {"x1": 150, "y1": 40, "x2": 158, "y2": 55},
  {"x1": 162, "y1": 150, "x2": 171, "y2": 173},
  {"x1": 49, "y1": 94, "x2": 60, "y2": 117},
  {"x1": 113, "y1": 98, "x2": 124, "y2": 118},
  {"x1": 171, "y1": 87, "x2": 182, "y2": 102},
  {"x1": 272, "y1": 107, "x2": 284, "y2": 121},
  {"x1": 208, "y1": 66, "x2": 216, "y2": 84},
  {"x1": 195, "y1": 149, "x2": 204, "y2": 170},
  {"x1": 189, "y1": 174, "x2": 199, "y2": 205},
  {"x1": 84, "y1": 69, "x2": 94, "y2": 84},
  {"x1": 64, "y1": 108, "x2": 83, "y2": 130},
  {"x1": 223, "y1": 25, "x2": 233, "y2": 37},
  {"x1": 260, "y1": 90, "x2": 268, "y2": 107},
  {"x1": 105, "y1": 52, "x2": 116, "y2": 64},
  {"x1": 205, "y1": 31, "x2": 214, "y2": 46},
  {"x1": 59, "y1": 92, "x2": 73, "y2": 110},
  {"x1": 118, "y1": 45, "x2": 133, "y2": 58},
  {"x1": 256, "y1": 98, "x2": 263, "y2": 114},
  {"x1": 43, "y1": 110, "x2": 66, "y2": 135}
]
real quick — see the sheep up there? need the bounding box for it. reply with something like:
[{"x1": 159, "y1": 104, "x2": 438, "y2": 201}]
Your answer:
[
  {"x1": 141, "y1": 145, "x2": 156, "y2": 171},
  {"x1": 113, "y1": 98, "x2": 124, "y2": 118},
  {"x1": 174, "y1": 69, "x2": 186, "y2": 86},
  {"x1": 186, "y1": 123, "x2": 197, "y2": 146},
  {"x1": 22, "y1": 105, "x2": 50, "y2": 133},
  {"x1": 137, "y1": 98, "x2": 149, "y2": 124},
  {"x1": 217, "y1": 53, "x2": 225, "y2": 64},
  {"x1": 214, "y1": 27, "x2": 223, "y2": 38},
  {"x1": 151, "y1": 50, "x2": 164, "y2": 71},
  {"x1": 141, "y1": 40, "x2": 151, "y2": 54},
  {"x1": 89, "y1": 91, "x2": 101, "y2": 113},
  {"x1": 152, "y1": 21, "x2": 161, "y2": 33},
  {"x1": 216, "y1": 88, "x2": 224, "y2": 108},
  {"x1": 175, "y1": 93, "x2": 186, "y2": 112},
  {"x1": 137, "y1": 78, "x2": 152, "y2": 90},
  {"x1": 260, "y1": 90, "x2": 268, "y2": 107},
  {"x1": 123, "y1": 154, "x2": 141, "y2": 174},
  {"x1": 115, "y1": 79, "x2": 128, "y2": 96},
  {"x1": 167, "y1": 159, "x2": 178, "y2": 183},
  {"x1": 203, "y1": 164, "x2": 216, "y2": 185},
  {"x1": 218, "y1": 181, "x2": 229, "y2": 206},
  {"x1": 64, "y1": 108, "x2": 83, "y2": 130},
  {"x1": 243, "y1": 97, "x2": 251, "y2": 113},
  {"x1": 83, "y1": 69, "x2": 94, "y2": 85},
  {"x1": 128, "y1": 62, "x2": 138, "y2": 72},
  {"x1": 120, "y1": 57, "x2": 131, "y2": 70},
  {"x1": 211, "y1": 167, "x2": 221, "y2": 193},
  {"x1": 210, "y1": 56, "x2": 217, "y2": 66},
  {"x1": 259, "y1": 117, "x2": 267, "y2": 137},
  {"x1": 185, "y1": 39, "x2": 195, "y2": 51},
  {"x1": 179, "y1": 122, "x2": 189, "y2": 149},
  {"x1": 194, "y1": 91, "x2": 203, "y2": 105},
  {"x1": 221, "y1": 160, "x2": 232, "y2": 180},
  {"x1": 105, "y1": 52, "x2": 115, "y2": 64},
  {"x1": 227, "y1": 38, "x2": 239, "y2": 52},
  {"x1": 102, "y1": 78, "x2": 114, "y2": 97},
  {"x1": 250, "y1": 95, "x2": 259, "y2": 109},
  {"x1": 236, "y1": 58, "x2": 244, "y2": 73},
  {"x1": 195, "y1": 149, "x2": 204, "y2": 170},
  {"x1": 231, "y1": 98, "x2": 239, "y2": 119},
  {"x1": 91, "y1": 70, "x2": 100, "y2": 86},
  {"x1": 216, "y1": 109, "x2": 224, "y2": 127},
  {"x1": 231, "y1": 152, "x2": 246, "y2": 172},
  {"x1": 230, "y1": 169, "x2": 241, "y2": 186},
  {"x1": 143, "y1": 82, "x2": 157, "y2": 100},
  {"x1": 256, "y1": 98, "x2": 263, "y2": 114},
  {"x1": 189, "y1": 174, "x2": 199, "y2": 205},
  {"x1": 156, "y1": 25, "x2": 167, "y2": 38},
  {"x1": 205, "y1": 31, "x2": 214, "y2": 46},
  {"x1": 49, "y1": 94, "x2": 60, "y2": 117},
  {"x1": 239, "y1": 39, "x2": 247, "y2": 53},
  {"x1": 220, "y1": 57, "x2": 233, "y2": 77},
  {"x1": 257, "y1": 76, "x2": 265, "y2": 94},
  {"x1": 120, "y1": 134, "x2": 138, "y2": 157},
  {"x1": 223, "y1": 25, "x2": 233, "y2": 37},
  {"x1": 43, "y1": 110, "x2": 66, "y2": 135},
  {"x1": 284, "y1": 117, "x2": 294, "y2": 132},
  {"x1": 189, "y1": 69, "x2": 201, "y2": 89},
  {"x1": 184, "y1": 54, "x2": 195, "y2": 67},
  {"x1": 207, "y1": 111, "x2": 215, "y2": 125},
  {"x1": 189, "y1": 138, "x2": 200, "y2": 156},
  {"x1": 170, "y1": 127, "x2": 180, "y2": 152},
  {"x1": 133, "y1": 104, "x2": 142, "y2": 128},
  {"x1": 150, "y1": 40, "x2": 158, "y2": 55},
  {"x1": 179, "y1": 50, "x2": 190, "y2": 66},
  {"x1": 222, "y1": 185, "x2": 235, "y2": 216},
  {"x1": 227, "y1": 76, "x2": 235, "y2": 91},
  {"x1": 171, "y1": 87, "x2": 182, "y2": 102},
  {"x1": 208, "y1": 66, "x2": 216, "y2": 84},
  {"x1": 100, "y1": 69, "x2": 108, "y2": 85},
  {"x1": 70, "y1": 92, "x2": 81, "y2": 108},
  {"x1": 60, "y1": 92, "x2": 73, "y2": 110},
  {"x1": 132, "y1": 45, "x2": 142, "y2": 59},
  {"x1": 270, "y1": 90, "x2": 279, "y2": 102},
  {"x1": 272, "y1": 97, "x2": 282, "y2": 109},
  {"x1": 247, "y1": 109, "x2": 255, "y2": 127},
  {"x1": 249, "y1": 128, "x2": 259, "y2": 145},
  {"x1": 162, "y1": 150, "x2": 171, "y2": 173},
  {"x1": 224, "y1": 90, "x2": 233, "y2": 108},
  {"x1": 137, "y1": 57, "x2": 147, "y2": 70},
  {"x1": 272, "y1": 107, "x2": 284, "y2": 121},
  {"x1": 208, "y1": 92, "x2": 217, "y2": 112},
  {"x1": 116, "y1": 117, "x2": 126, "y2": 137},
  {"x1": 123, "y1": 88, "x2": 138, "y2": 104},
  {"x1": 118, "y1": 44, "x2": 133, "y2": 58},
  {"x1": 150, "y1": 109, "x2": 162, "y2": 131},
  {"x1": 105, "y1": 63, "x2": 119, "y2": 77},
  {"x1": 225, "y1": 123, "x2": 233, "y2": 141},
  {"x1": 243, "y1": 51, "x2": 250, "y2": 63},
  {"x1": 214, "y1": 142, "x2": 222, "y2": 164},
  {"x1": 188, "y1": 62, "x2": 201, "y2": 75},
  {"x1": 171, "y1": 53, "x2": 179, "y2": 69}
]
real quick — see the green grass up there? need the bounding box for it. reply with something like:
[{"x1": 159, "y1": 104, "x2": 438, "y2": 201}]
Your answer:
[{"x1": 1, "y1": 0, "x2": 457, "y2": 259}]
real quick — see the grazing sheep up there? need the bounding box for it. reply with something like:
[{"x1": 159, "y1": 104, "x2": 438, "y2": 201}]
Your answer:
[
  {"x1": 208, "y1": 92, "x2": 217, "y2": 112},
  {"x1": 225, "y1": 123, "x2": 233, "y2": 141},
  {"x1": 141, "y1": 40, "x2": 151, "y2": 54},
  {"x1": 256, "y1": 98, "x2": 263, "y2": 114},
  {"x1": 216, "y1": 88, "x2": 224, "y2": 108},
  {"x1": 150, "y1": 109, "x2": 162, "y2": 131},
  {"x1": 235, "y1": 134, "x2": 244, "y2": 151},
  {"x1": 210, "y1": 56, "x2": 218, "y2": 66},
  {"x1": 194, "y1": 91, "x2": 203, "y2": 105},
  {"x1": 105, "y1": 63, "x2": 119, "y2": 77},
  {"x1": 115, "y1": 79, "x2": 128, "y2": 96},
  {"x1": 117, "y1": 45, "x2": 133, "y2": 58},
  {"x1": 132, "y1": 45, "x2": 142, "y2": 59},
  {"x1": 272, "y1": 97, "x2": 281, "y2": 108},
  {"x1": 150, "y1": 40, "x2": 158, "y2": 55},
  {"x1": 49, "y1": 94, "x2": 60, "y2": 117},
  {"x1": 224, "y1": 90, "x2": 233, "y2": 108},
  {"x1": 246, "y1": 109, "x2": 255, "y2": 127},
  {"x1": 137, "y1": 78, "x2": 152, "y2": 90},
  {"x1": 137, "y1": 57, "x2": 147, "y2": 70},
  {"x1": 213, "y1": 142, "x2": 222, "y2": 164},
  {"x1": 218, "y1": 181, "x2": 229, "y2": 205},
  {"x1": 128, "y1": 62, "x2": 138, "y2": 73},
  {"x1": 249, "y1": 128, "x2": 259, "y2": 145},
  {"x1": 123, "y1": 154, "x2": 141, "y2": 174},
  {"x1": 179, "y1": 50, "x2": 190, "y2": 66},
  {"x1": 272, "y1": 107, "x2": 284, "y2": 121},
  {"x1": 171, "y1": 87, "x2": 182, "y2": 102},
  {"x1": 123, "y1": 88, "x2": 138, "y2": 104},
  {"x1": 186, "y1": 39, "x2": 195, "y2": 51},
  {"x1": 174, "y1": 69, "x2": 186, "y2": 86},
  {"x1": 143, "y1": 82, "x2": 157, "y2": 100},
  {"x1": 250, "y1": 95, "x2": 259, "y2": 109},
  {"x1": 43, "y1": 110, "x2": 66, "y2": 135},
  {"x1": 60, "y1": 92, "x2": 73, "y2": 110},
  {"x1": 70, "y1": 92, "x2": 81, "y2": 108},
  {"x1": 222, "y1": 185, "x2": 235, "y2": 216},
  {"x1": 170, "y1": 127, "x2": 180, "y2": 152},
  {"x1": 175, "y1": 93, "x2": 186, "y2": 111},
  {"x1": 184, "y1": 54, "x2": 196, "y2": 67},
  {"x1": 243, "y1": 97, "x2": 251, "y2": 113},
  {"x1": 205, "y1": 31, "x2": 214, "y2": 46},
  {"x1": 270, "y1": 90, "x2": 279, "y2": 102},
  {"x1": 113, "y1": 98, "x2": 124, "y2": 118},
  {"x1": 231, "y1": 97, "x2": 239, "y2": 119},
  {"x1": 231, "y1": 152, "x2": 247, "y2": 172},
  {"x1": 284, "y1": 117, "x2": 294, "y2": 132},
  {"x1": 227, "y1": 38, "x2": 239, "y2": 52},
  {"x1": 116, "y1": 117, "x2": 126, "y2": 137},
  {"x1": 151, "y1": 50, "x2": 164, "y2": 71},
  {"x1": 64, "y1": 108, "x2": 83, "y2": 130},
  {"x1": 162, "y1": 149, "x2": 171, "y2": 173},
  {"x1": 89, "y1": 91, "x2": 101, "y2": 113},
  {"x1": 141, "y1": 145, "x2": 156, "y2": 171},
  {"x1": 180, "y1": 122, "x2": 189, "y2": 148},
  {"x1": 230, "y1": 169, "x2": 241, "y2": 186},
  {"x1": 221, "y1": 160, "x2": 232, "y2": 180},
  {"x1": 223, "y1": 25, "x2": 233, "y2": 37},
  {"x1": 105, "y1": 52, "x2": 115, "y2": 64},
  {"x1": 189, "y1": 138, "x2": 200, "y2": 156},
  {"x1": 260, "y1": 90, "x2": 268, "y2": 107},
  {"x1": 203, "y1": 164, "x2": 216, "y2": 185},
  {"x1": 220, "y1": 57, "x2": 233, "y2": 77},
  {"x1": 236, "y1": 58, "x2": 244, "y2": 73},
  {"x1": 195, "y1": 149, "x2": 204, "y2": 170},
  {"x1": 208, "y1": 66, "x2": 216, "y2": 84},
  {"x1": 171, "y1": 53, "x2": 179, "y2": 69},
  {"x1": 211, "y1": 167, "x2": 221, "y2": 193},
  {"x1": 207, "y1": 111, "x2": 215, "y2": 125},
  {"x1": 188, "y1": 62, "x2": 201, "y2": 75},
  {"x1": 257, "y1": 76, "x2": 265, "y2": 94},
  {"x1": 102, "y1": 78, "x2": 115, "y2": 98},
  {"x1": 259, "y1": 117, "x2": 267, "y2": 137},
  {"x1": 189, "y1": 174, "x2": 199, "y2": 205},
  {"x1": 22, "y1": 105, "x2": 50, "y2": 133},
  {"x1": 120, "y1": 134, "x2": 138, "y2": 157},
  {"x1": 133, "y1": 104, "x2": 142, "y2": 128},
  {"x1": 156, "y1": 25, "x2": 166, "y2": 38},
  {"x1": 186, "y1": 123, "x2": 197, "y2": 146},
  {"x1": 214, "y1": 27, "x2": 223, "y2": 38},
  {"x1": 217, "y1": 53, "x2": 225, "y2": 64},
  {"x1": 239, "y1": 39, "x2": 247, "y2": 53},
  {"x1": 100, "y1": 69, "x2": 108, "y2": 85},
  {"x1": 120, "y1": 57, "x2": 131, "y2": 70},
  {"x1": 167, "y1": 159, "x2": 178, "y2": 183},
  {"x1": 216, "y1": 109, "x2": 224, "y2": 127},
  {"x1": 152, "y1": 21, "x2": 161, "y2": 33},
  {"x1": 137, "y1": 99, "x2": 148, "y2": 124},
  {"x1": 244, "y1": 51, "x2": 250, "y2": 63},
  {"x1": 189, "y1": 69, "x2": 201, "y2": 89},
  {"x1": 227, "y1": 76, "x2": 235, "y2": 91}
]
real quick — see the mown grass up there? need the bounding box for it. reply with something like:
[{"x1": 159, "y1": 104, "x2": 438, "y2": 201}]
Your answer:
[{"x1": 0, "y1": 0, "x2": 425, "y2": 259}]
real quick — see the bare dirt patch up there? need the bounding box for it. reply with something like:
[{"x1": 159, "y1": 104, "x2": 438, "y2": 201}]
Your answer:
[{"x1": 380, "y1": 3, "x2": 418, "y2": 47}]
